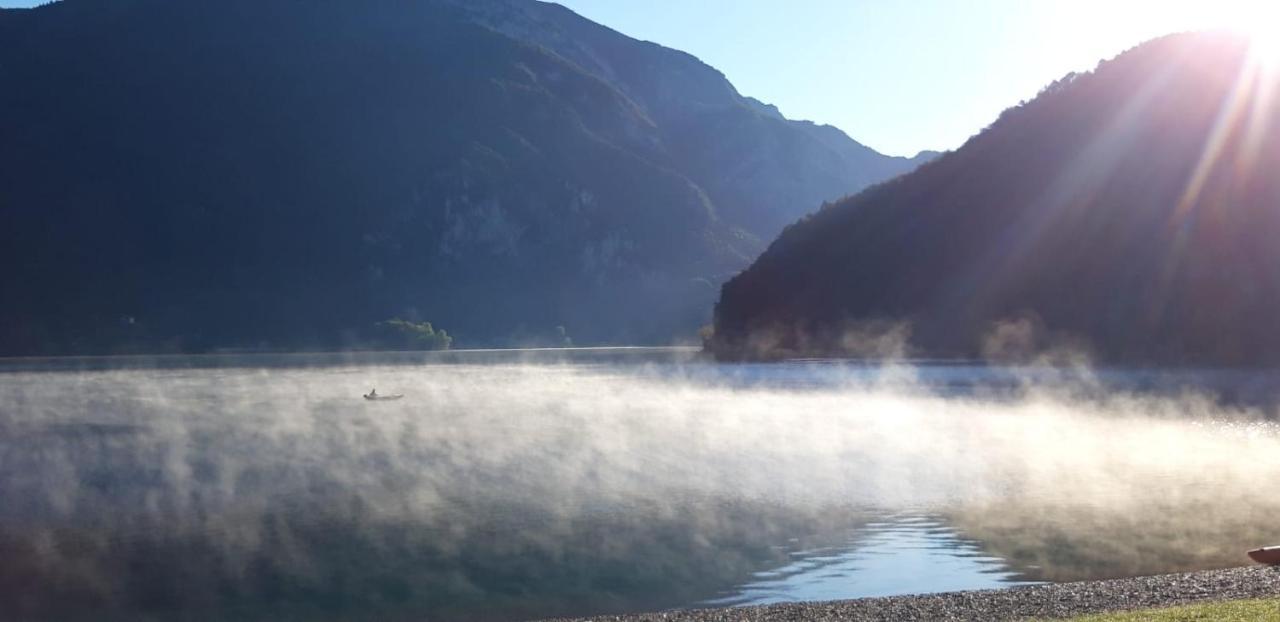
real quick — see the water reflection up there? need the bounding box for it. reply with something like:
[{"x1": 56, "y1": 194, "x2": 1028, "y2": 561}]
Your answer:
[{"x1": 711, "y1": 514, "x2": 1039, "y2": 606}]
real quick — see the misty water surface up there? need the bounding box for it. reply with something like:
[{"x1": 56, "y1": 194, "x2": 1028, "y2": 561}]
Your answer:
[{"x1": 1, "y1": 348, "x2": 1279, "y2": 621}]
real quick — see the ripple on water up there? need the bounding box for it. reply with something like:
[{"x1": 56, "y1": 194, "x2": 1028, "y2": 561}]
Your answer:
[{"x1": 707, "y1": 513, "x2": 1041, "y2": 606}]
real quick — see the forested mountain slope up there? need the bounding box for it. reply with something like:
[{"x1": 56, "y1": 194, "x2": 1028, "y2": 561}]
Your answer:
[
  {"x1": 0, "y1": 0, "x2": 925, "y2": 354},
  {"x1": 710, "y1": 33, "x2": 1280, "y2": 365}
]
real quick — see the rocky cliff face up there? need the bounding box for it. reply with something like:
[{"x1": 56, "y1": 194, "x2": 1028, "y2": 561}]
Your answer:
[
  {"x1": 0, "y1": 0, "x2": 925, "y2": 354},
  {"x1": 709, "y1": 33, "x2": 1280, "y2": 366}
]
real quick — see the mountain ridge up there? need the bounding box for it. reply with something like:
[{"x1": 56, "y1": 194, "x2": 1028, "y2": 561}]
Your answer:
[
  {"x1": 0, "y1": 0, "x2": 928, "y2": 355},
  {"x1": 708, "y1": 32, "x2": 1280, "y2": 366}
]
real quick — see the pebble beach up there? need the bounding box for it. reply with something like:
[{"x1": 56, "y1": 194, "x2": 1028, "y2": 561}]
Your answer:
[{"x1": 550, "y1": 565, "x2": 1280, "y2": 621}]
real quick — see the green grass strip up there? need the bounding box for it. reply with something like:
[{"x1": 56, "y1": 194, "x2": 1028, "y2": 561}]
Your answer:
[{"x1": 1056, "y1": 598, "x2": 1280, "y2": 621}]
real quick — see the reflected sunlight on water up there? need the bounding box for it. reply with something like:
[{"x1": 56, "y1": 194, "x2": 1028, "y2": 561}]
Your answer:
[{"x1": 709, "y1": 514, "x2": 1039, "y2": 606}]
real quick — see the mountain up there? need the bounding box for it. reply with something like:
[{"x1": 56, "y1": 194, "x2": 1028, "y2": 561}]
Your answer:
[
  {"x1": 708, "y1": 33, "x2": 1280, "y2": 366},
  {"x1": 0, "y1": 0, "x2": 925, "y2": 355}
]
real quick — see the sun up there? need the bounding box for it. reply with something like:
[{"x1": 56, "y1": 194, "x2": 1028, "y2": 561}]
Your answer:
[
  {"x1": 1219, "y1": 2, "x2": 1280, "y2": 67},
  {"x1": 1164, "y1": 0, "x2": 1280, "y2": 224},
  {"x1": 1148, "y1": 0, "x2": 1280, "y2": 67}
]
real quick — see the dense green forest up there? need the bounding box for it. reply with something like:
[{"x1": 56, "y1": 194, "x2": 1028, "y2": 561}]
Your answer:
[
  {"x1": 710, "y1": 33, "x2": 1280, "y2": 366},
  {"x1": 0, "y1": 0, "x2": 928, "y2": 356}
]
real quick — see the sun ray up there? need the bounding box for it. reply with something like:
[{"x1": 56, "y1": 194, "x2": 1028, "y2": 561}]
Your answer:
[
  {"x1": 1171, "y1": 50, "x2": 1257, "y2": 222},
  {"x1": 1236, "y1": 38, "x2": 1280, "y2": 184}
]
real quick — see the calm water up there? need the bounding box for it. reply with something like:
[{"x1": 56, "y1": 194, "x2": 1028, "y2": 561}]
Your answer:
[
  {"x1": 707, "y1": 514, "x2": 1040, "y2": 606},
  {"x1": 1, "y1": 348, "x2": 1278, "y2": 621}
]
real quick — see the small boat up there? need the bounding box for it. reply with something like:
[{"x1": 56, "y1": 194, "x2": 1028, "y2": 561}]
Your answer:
[
  {"x1": 1248, "y1": 546, "x2": 1280, "y2": 564},
  {"x1": 363, "y1": 392, "x2": 404, "y2": 401}
]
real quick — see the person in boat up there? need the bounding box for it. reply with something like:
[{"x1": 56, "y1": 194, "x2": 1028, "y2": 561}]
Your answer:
[{"x1": 368, "y1": 388, "x2": 377, "y2": 397}]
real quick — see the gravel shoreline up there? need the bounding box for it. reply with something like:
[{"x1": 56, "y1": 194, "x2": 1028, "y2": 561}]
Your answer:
[{"x1": 548, "y1": 565, "x2": 1280, "y2": 621}]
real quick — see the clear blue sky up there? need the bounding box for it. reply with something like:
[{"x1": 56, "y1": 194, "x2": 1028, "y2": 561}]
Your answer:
[{"x1": 3, "y1": 0, "x2": 1264, "y2": 156}]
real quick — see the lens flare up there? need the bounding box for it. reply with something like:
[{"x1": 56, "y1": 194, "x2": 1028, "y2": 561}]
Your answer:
[{"x1": 1230, "y1": 4, "x2": 1280, "y2": 70}]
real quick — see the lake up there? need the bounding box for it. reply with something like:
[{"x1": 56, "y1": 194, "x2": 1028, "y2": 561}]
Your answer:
[{"x1": 1, "y1": 348, "x2": 1278, "y2": 621}]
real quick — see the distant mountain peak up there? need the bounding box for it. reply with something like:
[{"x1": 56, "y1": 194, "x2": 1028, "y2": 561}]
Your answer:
[{"x1": 0, "y1": 0, "x2": 920, "y2": 355}]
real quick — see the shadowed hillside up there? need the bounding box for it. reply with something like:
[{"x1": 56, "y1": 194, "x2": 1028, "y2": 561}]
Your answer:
[
  {"x1": 0, "y1": 0, "x2": 926, "y2": 355},
  {"x1": 709, "y1": 32, "x2": 1280, "y2": 365}
]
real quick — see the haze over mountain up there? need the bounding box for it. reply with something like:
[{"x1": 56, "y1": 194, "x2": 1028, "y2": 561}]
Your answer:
[
  {"x1": 709, "y1": 32, "x2": 1280, "y2": 366},
  {"x1": 0, "y1": 0, "x2": 927, "y2": 355}
]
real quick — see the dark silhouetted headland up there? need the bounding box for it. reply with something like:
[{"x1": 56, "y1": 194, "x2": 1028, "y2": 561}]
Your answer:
[{"x1": 708, "y1": 32, "x2": 1280, "y2": 366}]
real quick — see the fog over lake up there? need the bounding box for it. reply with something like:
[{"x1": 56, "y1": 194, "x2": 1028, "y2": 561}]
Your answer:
[{"x1": 2, "y1": 349, "x2": 1278, "y2": 621}]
